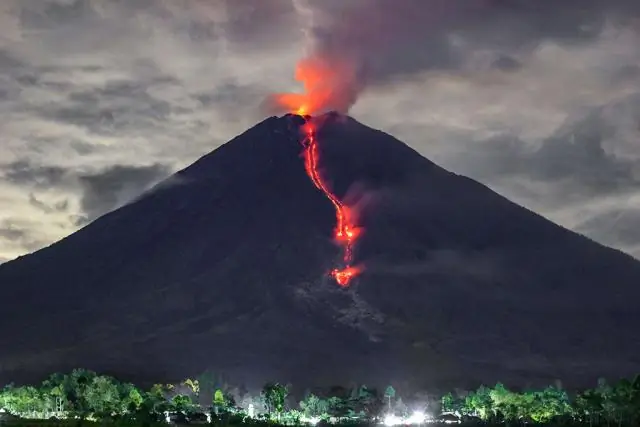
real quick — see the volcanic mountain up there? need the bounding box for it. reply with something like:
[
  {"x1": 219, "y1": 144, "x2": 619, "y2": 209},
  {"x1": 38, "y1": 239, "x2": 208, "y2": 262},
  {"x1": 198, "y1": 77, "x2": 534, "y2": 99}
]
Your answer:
[{"x1": 1, "y1": 112, "x2": 639, "y2": 392}]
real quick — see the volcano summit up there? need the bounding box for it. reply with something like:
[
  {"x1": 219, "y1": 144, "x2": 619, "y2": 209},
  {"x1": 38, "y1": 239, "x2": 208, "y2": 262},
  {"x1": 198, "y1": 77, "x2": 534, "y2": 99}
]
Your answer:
[{"x1": 1, "y1": 113, "x2": 640, "y2": 391}]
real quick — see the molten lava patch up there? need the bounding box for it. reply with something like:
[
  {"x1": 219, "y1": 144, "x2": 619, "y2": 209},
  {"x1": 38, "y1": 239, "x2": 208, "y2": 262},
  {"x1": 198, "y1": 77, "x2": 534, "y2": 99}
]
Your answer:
[{"x1": 299, "y1": 119, "x2": 362, "y2": 287}]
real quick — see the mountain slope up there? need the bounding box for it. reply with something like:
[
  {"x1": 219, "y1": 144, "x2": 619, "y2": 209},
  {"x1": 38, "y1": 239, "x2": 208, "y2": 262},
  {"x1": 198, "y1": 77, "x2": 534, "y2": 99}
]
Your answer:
[{"x1": 1, "y1": 112, "x2": 639, "y2": 391}]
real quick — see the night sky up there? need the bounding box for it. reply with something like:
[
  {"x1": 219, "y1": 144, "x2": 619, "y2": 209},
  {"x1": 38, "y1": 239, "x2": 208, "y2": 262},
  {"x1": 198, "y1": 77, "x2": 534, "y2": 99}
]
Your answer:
[{"x1": 1, "y1": 0, "x2": 640, "y2": 262}]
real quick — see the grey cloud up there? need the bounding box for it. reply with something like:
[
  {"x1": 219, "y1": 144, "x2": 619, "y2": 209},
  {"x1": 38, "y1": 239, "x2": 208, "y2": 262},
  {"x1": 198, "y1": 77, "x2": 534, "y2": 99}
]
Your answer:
[
  {"x1": 0, "y1": 223, "x2": 26, "y2": 242},
  {"x1": 576, "y1": 208, "x2": 640, "y2": 250},
  {"x1": 2, "y1": 160, "x2": 171, "y2": 223},
  {"x1": 302, "y1": 0, "x2": 640, "y2": 86},
  {"x1": 264, "y1": 0, "x2": 640, "y2": 114},
  {"x1": 435, "y1": 92, "x2": 640, "y2": 258},
  {"x1": 32, "y1": 76, "x2": 180, "y2": 136},
  {"x1": 3, "y1": 161, "x2": 68, "y2": 189},
  {"x1": 452, "y1": 93, "x2": 640, "y2": 195},
  {"x1": 530, "y1": 113, "x2": 635, "y2": 192},
  {"x1": 0, "y1": 219, "x2": 49, "y2": 252},
  {"x1": 76, "y1": 163, "x2": 172, "y2": 224},
  {"x1": 492, "y1": 55, "x2": 523, "y2": 72},
  {"x1": 28, "y1": 193, "x2": 69, "y2": 214},
  {"x1": 214, "y1": 0, "x2": 298, "y2": 49}
]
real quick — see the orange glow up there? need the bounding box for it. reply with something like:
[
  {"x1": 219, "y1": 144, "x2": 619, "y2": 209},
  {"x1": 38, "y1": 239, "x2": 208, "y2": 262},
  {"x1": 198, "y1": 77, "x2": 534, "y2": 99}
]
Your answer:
[
  {"x1": 300, "y1": 118, "x2": 362, "y2": 287},
  {"x1": 273, "y1": 56, "x2": 358, "y2": 116},
  {"x1": 331, "y1": 266, "x2": 362, "y2": 287}
]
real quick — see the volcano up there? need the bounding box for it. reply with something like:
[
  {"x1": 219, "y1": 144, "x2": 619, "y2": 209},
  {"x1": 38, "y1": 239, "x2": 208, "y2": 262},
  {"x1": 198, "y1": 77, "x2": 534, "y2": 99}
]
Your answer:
[{"x1": 1, "y1": 112, "x2": 640, "y2": 391}]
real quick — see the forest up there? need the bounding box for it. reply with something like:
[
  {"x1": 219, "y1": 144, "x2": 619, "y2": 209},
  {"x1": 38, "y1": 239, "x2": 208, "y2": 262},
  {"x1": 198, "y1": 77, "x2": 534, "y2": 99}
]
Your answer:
[{"x1": 2, "y1": 369, "x2": 640, "y2": 426}]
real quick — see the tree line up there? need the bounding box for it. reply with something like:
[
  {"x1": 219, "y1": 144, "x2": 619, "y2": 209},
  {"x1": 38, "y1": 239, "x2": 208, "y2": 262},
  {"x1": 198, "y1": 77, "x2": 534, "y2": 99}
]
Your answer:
[{"x1": 2, "y1": 369, "x2": 640, "y2": 426}]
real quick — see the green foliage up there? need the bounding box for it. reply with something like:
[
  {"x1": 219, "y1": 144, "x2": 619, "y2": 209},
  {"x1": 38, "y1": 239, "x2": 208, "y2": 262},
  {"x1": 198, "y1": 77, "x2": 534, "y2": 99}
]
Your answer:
[
  {"x1": 214, "y1": 389, "x2": 225, "y2": 406},
  {"x1": 260, "y1": 382, "x2": 288, "y2": 416},
  {"x1": 299, "y1": 393, "x2": 328, "y2": 418},
  {"x1": 171, "y1": 394, "x2": 193, "y2": 413},
  {"x1": 384, "y1": 385, "x2": 395, "y2": 399},
  {"x1": 4, "y1": 368, "x2": 640, "y2": 426}
]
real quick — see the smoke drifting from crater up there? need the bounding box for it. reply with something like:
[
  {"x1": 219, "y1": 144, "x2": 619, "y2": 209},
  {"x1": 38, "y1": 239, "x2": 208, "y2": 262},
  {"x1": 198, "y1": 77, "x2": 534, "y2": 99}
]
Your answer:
[{"x1": 268, "y1": 0, "x2": 640, "y2": 114}]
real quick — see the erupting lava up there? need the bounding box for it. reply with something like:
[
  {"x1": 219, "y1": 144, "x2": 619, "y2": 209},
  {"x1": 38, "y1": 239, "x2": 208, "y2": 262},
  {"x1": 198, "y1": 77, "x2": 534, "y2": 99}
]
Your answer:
[
  {"x1": 272, "y1": 55, "x2": 359, "y2": 116},
  {"x1": 299, "y1": 120, "x2": 362, "y2": 287},
  {"x1": 271, "y1": 54, "x2": 363, "y2": 286}
]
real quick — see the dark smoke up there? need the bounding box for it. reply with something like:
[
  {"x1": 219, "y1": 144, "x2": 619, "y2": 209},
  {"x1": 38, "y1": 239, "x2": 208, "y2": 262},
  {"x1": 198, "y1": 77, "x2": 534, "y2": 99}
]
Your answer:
[{"x1": 284, "y1": 0, "x2": 640, "y2": 110}]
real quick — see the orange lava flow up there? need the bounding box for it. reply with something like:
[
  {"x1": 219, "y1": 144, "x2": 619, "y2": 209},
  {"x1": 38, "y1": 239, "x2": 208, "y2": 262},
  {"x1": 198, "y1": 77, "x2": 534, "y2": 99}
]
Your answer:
[{"x1": 300, "y1": 120, "x2": 362, "y2": 287}]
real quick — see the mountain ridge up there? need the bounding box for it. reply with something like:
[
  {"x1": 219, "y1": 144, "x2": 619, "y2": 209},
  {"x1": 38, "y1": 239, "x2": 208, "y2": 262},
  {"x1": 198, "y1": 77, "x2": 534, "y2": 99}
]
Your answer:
[{"x1": 1, "y1": 112, "x2": 639, "y2": 391}]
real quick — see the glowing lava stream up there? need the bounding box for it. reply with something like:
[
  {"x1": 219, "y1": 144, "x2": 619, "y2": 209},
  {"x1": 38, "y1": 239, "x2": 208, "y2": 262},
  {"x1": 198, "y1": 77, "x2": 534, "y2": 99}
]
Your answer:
[{"x1": 299, "y1": 117, "x2": 362, "y2": 287}]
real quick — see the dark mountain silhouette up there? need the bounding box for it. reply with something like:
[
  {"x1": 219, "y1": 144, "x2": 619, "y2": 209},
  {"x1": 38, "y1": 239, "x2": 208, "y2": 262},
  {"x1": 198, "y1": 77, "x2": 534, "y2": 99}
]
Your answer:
[{"x1": 1, "y1": 112, "x2": 639, "y2": 392}]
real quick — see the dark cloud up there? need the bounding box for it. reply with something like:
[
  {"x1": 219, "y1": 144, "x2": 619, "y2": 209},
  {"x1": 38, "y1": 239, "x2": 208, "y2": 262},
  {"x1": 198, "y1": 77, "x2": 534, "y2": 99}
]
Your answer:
[
  {"x1": 433, "y1": 92, "x2": 640, "y2": 258},
  {"x1": 266, "y1": 0, "x2": 640, "y2": 113},
  {"x1": 28, "y1": 193, "x2": 69, "y2": 214},
  {"x1": 491, "y1": 55, "x2": 523, "y2": 72},
  {"x1": 530, "y1": 113, "x2": 635, "y2": 192},
  {"x1": 2, "y1": 160, "x2": 171, "y2": 223},
  {"x1": 306, "y1": 0, "x2": 640, "y2": 81},
  {"x1": 214, "y1": 0, "x2": 298, "y2": 49},
  {"x1": 451, "y1": 93, "x2": 640, "y2": 197},
  {"x1": 33, "y1": 77, "x2": 180, "y2": 136},
  {"x1": 0, "y1": 219, "x2": 49, "y2": 252},
  {"x1": 0, "y1": 223, "x2": 27, "y2": 242},
  {"x1": 577, "y1": 209, "x2": 640, "y2": 248},
  {"x1": 3, "y1": 161, "x2": 68, "y2": 189},
  {"x1": 76, "y1": 163, "x2": 171, "y2": 223}
]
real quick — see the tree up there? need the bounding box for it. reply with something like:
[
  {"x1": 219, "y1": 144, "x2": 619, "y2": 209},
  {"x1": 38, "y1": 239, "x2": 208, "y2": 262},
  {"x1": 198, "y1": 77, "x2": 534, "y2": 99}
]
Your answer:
[
  {"x1": 1, "y1": 385, "x2": 47, "y2": 416},
  {"x1": 124, "y1": 386, "x2": 144, "y2": 412},
  {"x1": 350, "y1": 385, "x2": 382, "y2": 418},
  {"x1": 182, "y1": 379, "x2": 200, "y2": 396},
  {"x1": 213, "y1": 389, "x2": 226, "y2": 414},
  {"x1": 83, "y1": 375, "x2": 121, "y2": 418},
  {"x1": 472, "y1": 385, "x2": 493, "y2": 419},
  {"x1": 300, "y1": 393, "x2": 328, "y2": 418},
  {"x1": 171, "y1": 394, "x2": 193, "y2": 413},
  {"x1": 384, "y1": 386, "x2": 396, "y2": 411},
  {"x1": 261, "y1": 382, "x2": 288, "y2": 418},
  {"x1": 441, "y1": 392, "x2": 455, "y2": 413}
]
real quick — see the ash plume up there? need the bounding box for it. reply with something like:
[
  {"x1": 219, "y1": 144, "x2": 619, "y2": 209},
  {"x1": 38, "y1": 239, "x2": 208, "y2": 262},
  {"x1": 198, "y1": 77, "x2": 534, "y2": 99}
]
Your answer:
[{"x1": 268, "y1": 0, "x2": 640, "y2": 114}]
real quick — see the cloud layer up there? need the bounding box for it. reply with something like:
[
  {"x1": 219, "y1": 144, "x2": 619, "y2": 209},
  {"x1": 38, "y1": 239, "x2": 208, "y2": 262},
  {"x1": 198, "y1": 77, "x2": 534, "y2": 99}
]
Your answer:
[{"x1": 1, "y1": 0, "x2": 640, "y2": 260}]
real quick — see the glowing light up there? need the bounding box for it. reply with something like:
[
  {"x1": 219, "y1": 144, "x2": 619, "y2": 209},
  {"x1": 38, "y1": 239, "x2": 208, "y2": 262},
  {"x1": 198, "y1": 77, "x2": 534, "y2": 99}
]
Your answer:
[
  {"x1": 406, "y1": 411, "x2": 427, "y2": 424},
  {"x1": 301, "y1": 416, "x2": 321, "y2": 425},
  {"x1": 383, "y1": 414, "x2": 402, "y2": 426},
  {"x1": 299, "y1": 118, "x2": 363, "y2": 286},
  {"x1": 331, "y1": 265, "x2": 361, "y2": 286}
]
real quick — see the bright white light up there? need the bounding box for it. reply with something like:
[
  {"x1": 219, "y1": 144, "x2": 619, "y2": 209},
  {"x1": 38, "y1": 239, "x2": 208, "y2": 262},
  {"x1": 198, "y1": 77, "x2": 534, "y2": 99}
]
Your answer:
[
  {"x1": 406, "y1": 411, "x2": 426, "y2": 424},
  {"x1": 301, "y1": 416, "x2": 321, "y2": 425},
  {"x1": 384, "y1": 413, "x2": 402, "y2": 426}
]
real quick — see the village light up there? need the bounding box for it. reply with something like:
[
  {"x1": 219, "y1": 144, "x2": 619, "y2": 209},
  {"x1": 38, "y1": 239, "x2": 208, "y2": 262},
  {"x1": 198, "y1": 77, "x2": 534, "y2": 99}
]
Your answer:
[
  {"x1": 302, "y1": 416, "x2": 321, "y2": 425},
  {"x1": 406, "y1": 410, "x2": 426, "y2": 424},
  {"x1": 383, "y1": 413, "x2": 402, "y2": 426}
]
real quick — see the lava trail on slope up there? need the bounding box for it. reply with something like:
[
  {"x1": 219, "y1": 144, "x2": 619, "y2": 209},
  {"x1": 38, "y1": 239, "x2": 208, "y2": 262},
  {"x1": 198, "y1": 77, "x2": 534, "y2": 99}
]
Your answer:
[{"x1": 299, "y1": 116, "x2": 362, "y2": 286}]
